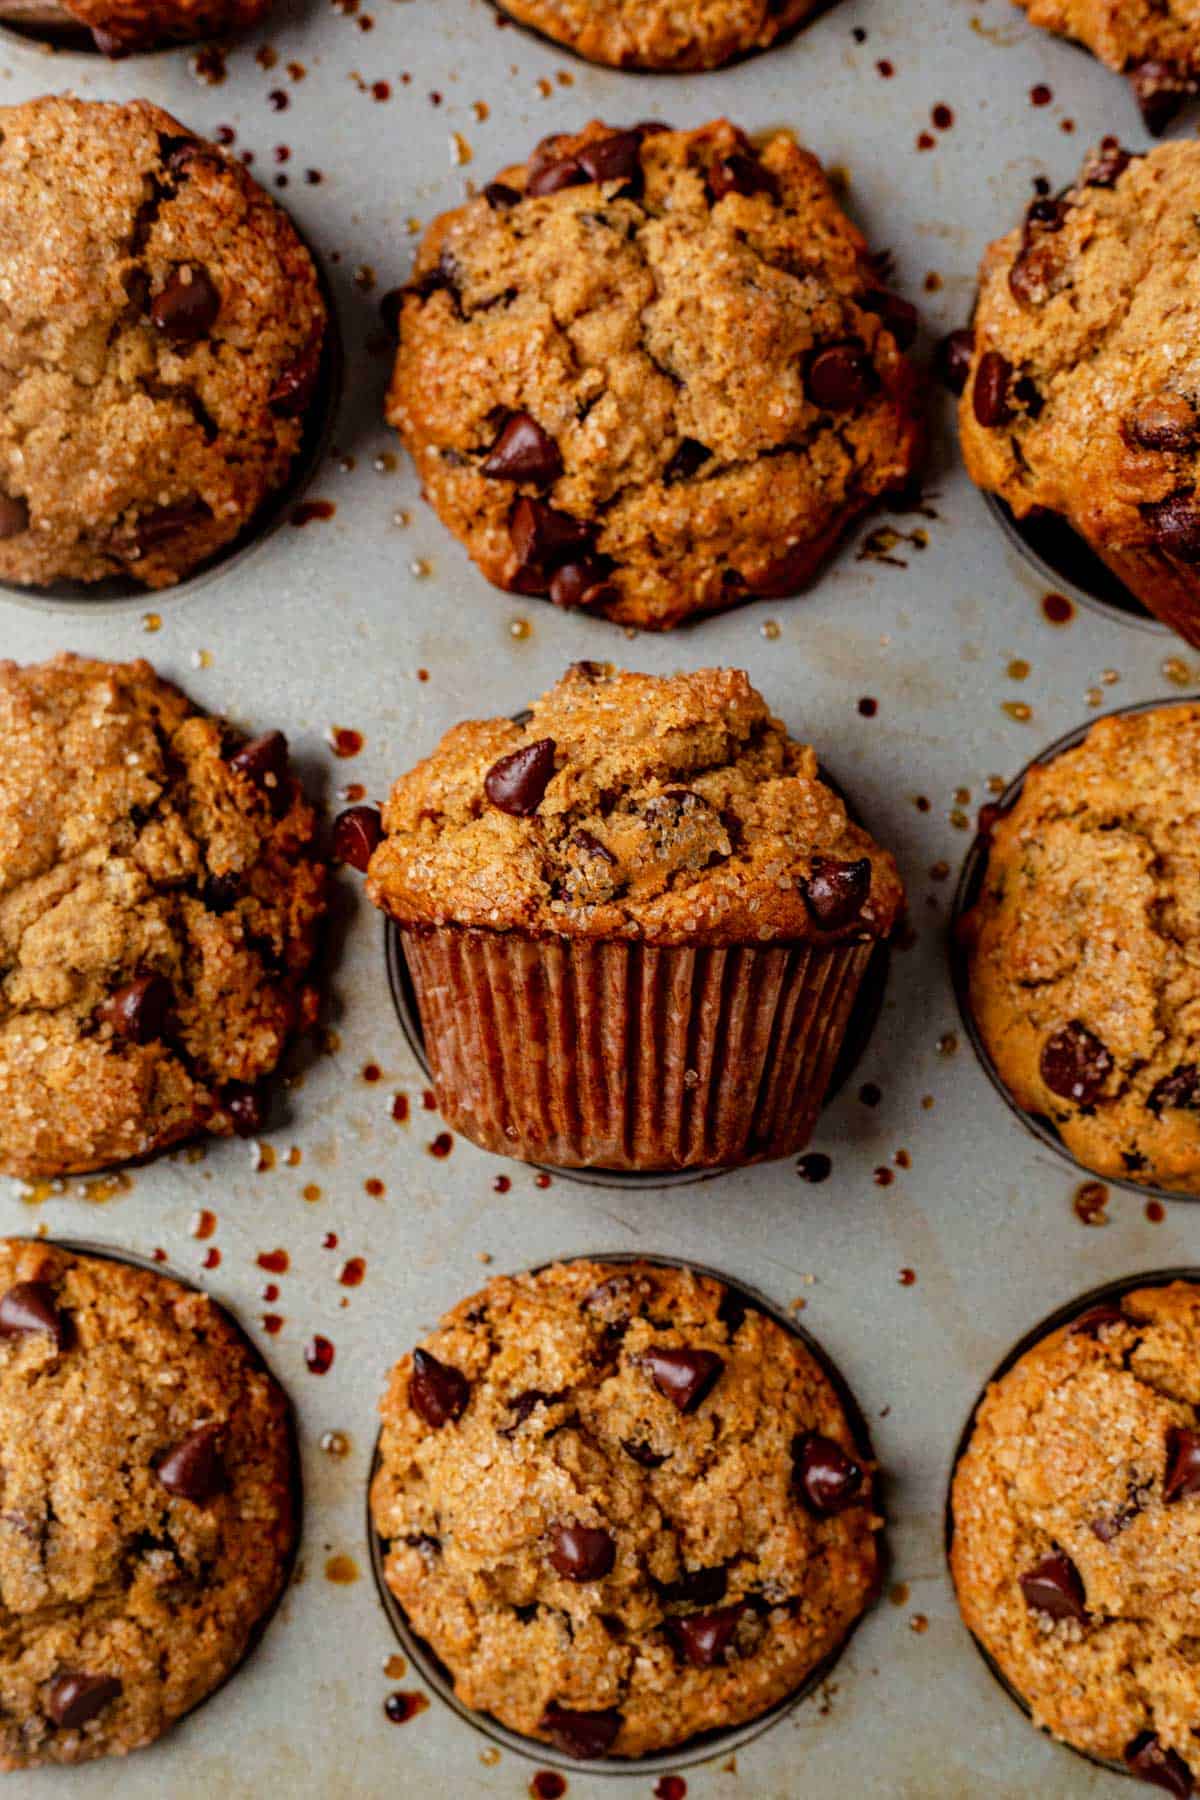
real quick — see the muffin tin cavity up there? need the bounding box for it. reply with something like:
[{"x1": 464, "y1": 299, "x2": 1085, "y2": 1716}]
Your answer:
[{"x1": 983, "y1": 493, "x2": 1168, "y2": 634}]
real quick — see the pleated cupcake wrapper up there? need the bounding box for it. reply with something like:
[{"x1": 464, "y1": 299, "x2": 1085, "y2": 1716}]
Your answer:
[
  {"x1": 399, "y1": 927, "x2": 874, "y2": 1171},
  {"x1": 1094, "y1": 542, "x2": 1200, "y2": 648}
]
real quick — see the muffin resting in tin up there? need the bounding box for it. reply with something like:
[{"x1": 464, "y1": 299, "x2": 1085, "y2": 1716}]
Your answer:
[
  {"x1": 493, "y1": 0, "x2": 830, "y2": 71},
  {"x1": 959, "y1": 139, "x2": 1200, "y2": 648},
  {"x1": 371, "y1": 1259, "x2": 881, "y2": 1759},
  {"x1": 951, "y1": 1281, "x2": 1200, "y2": 1793},
  {"x1": 0, "y1": 96, "x2": 327, "y2": 590},
  {"x1": 387, "y1": 118, "x2": 923, "y2": 631},
  {"x1": 1013, "y1": 0, "x2": 1200, "y2": 134},
  {"x1": 960, "y1": 703, "x2": 1200, "y2": 1194},
  {"x1": 0, "y1": 1239, "x2": 295, "y2": 1769}
]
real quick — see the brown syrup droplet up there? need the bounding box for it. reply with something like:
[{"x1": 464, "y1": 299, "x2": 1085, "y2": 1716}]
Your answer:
[
  {"x1": 531, "y1": 1776, "x2": 567, "y2": 1800},
  {"x1": 322, "y1": 1232, "x2": 338, "y2": 1250},
  {"x1": 493, "y1": 1174, "x2": 511, "y2": 1193},
  {"x1": 364, "y1": 1178, "x2": 385, "y2": 1198},
  {"x1": 291, "y1": 498, "x2": 336, "y2": 526},
  {"x1": 262, "y1": 1314, "x2": 284, "y2": 1334},
  {"x1": 857, "y1": 696, "x2": 878, "y2": 718},
  {"x1": 190, "y1": 1208, "x2": 217, "y2": 1240},
  {"x1": 654, "y1": 1780, "x2": 686, "y2": 1800},
  {"x1": 797, "y1": 1152, "x2": 832, "y2": 1182},
  {"x1": 1042, "y1": 591, "x2": 1074, "y2": 624},
  {"x1": 303, "y1": 1183, "x2": 322, "y2": 1203},
  {"x1": 305, "y1": 1334, "x2": 334, "y2": 1374},
  {"x1": 898, "y1": 1267, "x2": 916, "y2": 1285},
  {"x1": 874, "y1": 1166, "x2": 895, "y2": 1186},
  {"x1": 257, "y1": 1248, "x2": 289, "y2": 1274},
  {"x1": 329, "y1": 727, "x2": 364, "y2": 758},
  {"x1": 321, "y1": 1429, "x2": 351, "y2": 1457},
  {"x1": 339, "y1": 1257, "x2": 366, "y2": 1286},
  {"x1": 428, "y1": 1133, "x2": 453, "y2": 1158},
  {"x1": 202, "y1": 1247, "x2": 221, "y2": 1269},
  {"x1": 534, "y1": 1172, "x2": 552, "y2": 1189},
  {"x1": 362, "y1": 1063, "x2": 382, "y2": 1084},
  {"x1": 909, "y1": 1613, "x2": 929, "y2": 1634},
  {"x1": 890, "y1": 1581, "x2": 911, "y2": 1605},
  {"x1": 384, "y1": 1692, "x2": 428, "y2": 1724},
  {"x1": 261, "y1": 1283, "x2": 279, "y2": 1302},
  {"x1": 1074, "y1": 1181, "x2": 1109, "y2": 1227},
  {"x1": 392, "y1": 1094, "x2": 410, "y2": 1123},
  {"x1": 324, "y1": 1552, "x2": 359, "y2": 1584},
  {"x1": 1030, "y1": 83, "x2": 1052, "y2": 104},
  {"x1": 383, "y1": 1652, "x2": 406, "y2": 1678},
  {"x1": 1147, "y1": 1199, "x2": 1166, "y2": 1223}
]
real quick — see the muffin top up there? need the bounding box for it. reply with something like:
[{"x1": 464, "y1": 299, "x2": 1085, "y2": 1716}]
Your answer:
[
  {"x1": 0, "y1": 1239, "x2": 295, "y2": 1769},
  {"x1": 494, "y1": 0, "x2": 822, "y2": 71},
  {"x1": 387, "y1": 119, "x2": 922, "y2": 630},
  {"x1": 960, "y1": 140, "x2": 1200, "y2": 570},
  {"x1": 0, "y1": 96, "x2": 326, "y2": 589},
  {"x1": 1015, "y1": 0, "x2": 1200, "y2": 130},
  {"x1": 0, "y1": 655, "x2": 326, "y2": 1180},
  {"x1": 371, "y1": 1258, "x2": 881, "y2": 1759},
  {"x1": 961, "y1": 703, "x2": 1200, "y2": 1192},
  {"x1": 366, "y1": 663, "x2": 903, "y2": 947},
  {"x1": 951, "y1": 1281, "x2": 1200, "y2": 1791}
]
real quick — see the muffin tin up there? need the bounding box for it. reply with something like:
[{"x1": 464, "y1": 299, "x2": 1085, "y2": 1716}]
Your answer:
[{"x1": 2, "y1": 0, "x2": 1199, "y2": 1795}]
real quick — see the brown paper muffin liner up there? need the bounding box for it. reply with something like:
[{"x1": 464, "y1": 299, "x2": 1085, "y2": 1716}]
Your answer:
[
  {"x1": 1093, "y1": 541, "x2": 1200, "y2": 647},
  {"x1": 399, "y1": 925, "x2": 875, "y2": 1171}
]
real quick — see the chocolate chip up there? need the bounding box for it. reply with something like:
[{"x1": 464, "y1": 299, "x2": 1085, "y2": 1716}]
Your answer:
[
  {"x1": 405, "y1": 251, "x2": 463, "y2": 315},
  {"x1": 150, "y1": 265, "x2": 221, "y2": 345},
  {"x1": 973, "y1": 350, "x2": 1013, "y2": 427},
  {"x1": 1040, "y1": 1021, "x2": 1114, "y2": 1106},
  {"x1": 708, "y1": 151, "x2": 778, "y2": 202},
  {"x1": 229, "y1": 730, "x2": 289, "y2": 790},
  {"x1": 717, "y1": 1288, "x2": 747, "y2": 1336},
  {"x1": 862, "y1": 291, "x2": 920, "y2": 351},
  {"x1": 1146, "y1": 493, "x2": 1200, "y2": 561},
  {"x1": 409, "y1": 1348, "x2": 470, "y2": 1428},
  {"x1": 47, "y1": 1673, "x2": 122, "y2": 1731},
  {"x1": 669, "y1": 1602, "x2": 746, "y2": 1668},
  {"x1": 223, "y1": 1082, "x2": 266, "y2": 1138},
  {"x1": 0, "y1": 1282, "x2": 64, "y2": 1347},
  {"x1": 549, "y1": 560, "x2": 617, "y2": 611},
  {"x1": 98, "y1": 974, "x2": 173, "y2": 1046},
  {"x1": 1018, "y1": 1550, "x2": 1088, "y2": 1622},
  {"x1": 1068, "y1": 1301, "x2": 1127, "y2": 1338},
  {"x1": 0, "y1": 492, "x2": 28, "y2": 538},
  {"x1": 156, "y1": 1422, "x2": 225, "y2": 1504},
  {"x1": 621, "y1": 1438, "x2": 668, "y2": 1468},
  {"x1": 1009, "y1": 199, "x2": 1069, "y2": 305},
  {"x1": 642, "y1": 1347, "x2": 724, "y2": 1413},
  {"x1": 482, "y1": 412, "x2": 563, "y2": 485},
  {"x1": 570, "y1": 828, "x2": 615, "y2": 866},
  {"x1": 269, "y1": 334, "x2": 322, "y2": 419},
  {"x1": 1082, "y1": 140, "x2": 1132, "y2": 188},
  {"x1": 663, "y1": 438, "x2": 712, "y2": 484},
  {"x1": 510, "y1": 497, "x2": 593, "y2": 591},
  {"x1": 1126, "y1": 395, "x2": 1199, "y2": 454},
  {"x1": 577, "y1": 130, "x2": 644, "y2": 193},
  {"x1": 333, "y1": 805, "x2": 383, "y2": 872},
  {"x1": 792, "y1": 1432, "x2": 865, "y2": 1516},
  {"x1": 548, "y1": 1522, "x2": 616, "y2": 1581},
  {"x1": 1164, "y1": 1426, "x2": 1200, "y2": 1504},
  {"x1": 801, "y1": 856, "x2": 872, "y2": 930},
  {"x1": 1125, "y1": 1732, "x2": 1195, "y2": 1796},
  {"x1": 527, "y1": 156, "x2": 588, "y2": 197},
  {"x1": 1132, "y1": 62, "x2": 1192, "y2": 137},
  {"x1": 498, "y1": 1388, "x2": 559, "y2": 1437},
  {"x1": 484, "y1": 181, "x2": 521, "y2": 210},
  {"x1": 1149, "y1": 1065, "x2": 1200, "y2": 1114},
  {"x1": 805, "y1": 342, "x2": 878, "y2": 412},
  {"x1": 484, "y1": 738, "x2": 557, "y2": 817},
  {"x1": 656, "y1": 1564, "x2": 727, "y2": 1608},
  {"x1": 540, "y1": 1702, "x2": 622, "y2": 1760},
  {"x1": 130, "y1": 497, "x2": 212, "y2": 551},
  {"x1": 935, "y1": 328, "x2": 974, "y2": 396}
]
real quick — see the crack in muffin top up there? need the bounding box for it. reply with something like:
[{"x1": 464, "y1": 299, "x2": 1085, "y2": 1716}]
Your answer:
[
  {"x1": 492, "y1": 0, "x2": 824, "y2": 72},
  {"x1": 0, "y1": 655, "x2": 327, "y2": 1180},
  {"x1": 366, "y1": 663, "x2": 904, "y2": 946},
  {"x1": 387, "y1": 119, "x2": 922, "y2": 630},
  {"x1": 371, "y1": 1258, "x2": 881, "y2": 1759}
]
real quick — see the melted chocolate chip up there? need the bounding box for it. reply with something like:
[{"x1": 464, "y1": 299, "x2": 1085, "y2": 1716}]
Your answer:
[
  {"x1": 642, "y1": 1347, "x2": 724, "y2": 1414},
  {"x1": 935, "y1": 328, "x2": 974, "y2": 396},
  {"x1": 1040, "y1": 1021, "x2": 1114, "y2": 1106},
  {"x1": 621, "y1": 1438, "x2": 668, "y2": 1468},
  {"x1": 130, "y1": 497, "x2": 212, "y2": 551},
  {"x1": 527, "y1": 156, "x2": 588, "y2": 198},
  {"x1": 409, "y1": 1348, "x2": 470, "y2": 1428},
  {"x1": 156, "y1": 1422, "x2": 225, "y2": 1504},
  {"x1": 1125, "y1": 1732, "x2": 1195, "y2": 1796},
  {"x1": 1018, "y1": 1550, "x2": 1088, "y2": 1622},
  {"x1": 540, "y1": 1702, "x2": 622, "y2": 1760},
  {"x1": 269, "y1": 335, "x2": 322, "y2": 418},
  {"x1": 482, "y1": 412, "x2": 563, "y2": 485},
  {"x1": 708, "y1": 151, "x2": 778, "y2": 202},
  {"x1": 0, "y1": 492, "x2": 29, "y2": 538},
  {"x1": 498, "y1": 1388, "x2": 559, "y2": 1436},
  {"x1": 657, "y1": 1564, "x2": 727, "y2": 1608},
  {"x1": 801, "y1": 856, "x2": 872, "y2": 930},
  {"x1": 669, "y1": 1602, "x2": 746, "y2": 1668},
  {"x1": 1146, "y1": 493, "x2": 1200, "y2": 561},
  {"x1": 805, "y1": 342, "x2": 878, "y2": 412},
  {"x1": 549, "y1": 560, "x2": 617, "y2": 611},
  {"x1": 576, "y1": 130, "x2": 644, "y2": 192},
  {"x1": 406, "y1": 251, "x2": 462, "y2": 311},
  {"x1": 1131, "y1": 62, "x2": 1192, "y2": 137},
  {"x1": 570, "y1": 828, "x2": 615, "y2": 865},
  {"x1": 1149, "y1": 1065, "x2": 1200, "y2": 1114},
  {"x1": 333, "y1": 805, "x2": 383, "y2": 872},
  {"x1": 792, "y1": 1432, "x2": 865, "y2": 1515},
  {"x1": 1164, "y1": 1426, "x2": 1200, "y2": 1504},
  {"x1": 548, "y1": 1522, "x2": 616, "y2": 1581},
  {"x1": 663, "y1": 438, "x2": 712, "y2": 484},
  {"x1": 973, "y1": 350, "x2": 1013, "y2": 427},
  {"x1": 150, "y1": 266, "x2": 221, "y2": 344},
  {"x1": 223, "y1": 1082, "x2": 266, "y2": 1138},
  {"x1": 1125, "y1": 395, "x2": 1198, "y2": 454},
  {"x1": 484, "y1": 739, "x2": 557, "y2": 816},
  {"x1": 484, "y1": 181, "x2": 521, "y2": 211},
  {"x1": 0, "y1": 1282, "x2": 64, "y2": 1347},
  {"x1": 98, "y1": 974, "x2": 173, "y2": 1045},
  {"x1": 510, "y1": 497, "x2": 593, "y2": 591},
  {"x1": 229, "y1": 730, "x2": 289, "y2": 791},
  {"x1": 47, "y1": 1672, "x2": 122, "y2": 1730},
  {"x1": 1083, "y1": 140, "x2": 1133, "y2": 188}
]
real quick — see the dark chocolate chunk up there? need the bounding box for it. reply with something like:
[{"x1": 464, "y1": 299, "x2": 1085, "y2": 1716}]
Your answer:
[
  {"x1": 484, "y1": 181, "x2": 521, "y2": 211},
  {"x1": 1018, "y1": 1551, "x2": 1088, "y2": 1623},
  {"x1": 150, "y1": 265, "x2": 220, "y2": 344},
  {"x1": 527, "y1": 156, "x2": 588, "y2": 198},
  {"x1": 482, "y1": 412, "x2": 563, "y2": 485},
  {"x1": 1124, "y1": 1731, "x2": 1195, "y2": 1796},
  {"x1": 98, "y1": 974, "x2": 173, "y2": 1046},
  {"x1": 669, "y1": 1601, "x2": 746, "y2": 1668},
  {"x1": 0, "y1": 492, "x2": 29, "y2": 538},
  {"x1": 130, "y1": 497, "x2": 212, "y2": 551},
  {"x1": 333, "y1": 805, "x2": 383, "y2": 872},
  {"x1": 1124, "y1": 395, "x2": 1198, "y2": 453},
  {"x1": 46, "y1": 1673, "x2": 122, "y2": 1731},
  {"x1": 156, "y1": 1421, "x2": 226, "y2": 1504},
  {"x1": 576, "y1": 130, "x2": 644, "y2": 192},
  {"x1": 229, "y1": 730, "x2": 289, "y2": 790},
  {"x1": 1149, "y1": 1065, "x2": 1200, "y2": 1114},
  {"x1": 510, "y1": 497, "x2": 593, "y2": 591},
  {"x1": 805, "y1": 342, "x2": 878, "y2": 412},
  {"x1": 935, "y1": 328, "x2": 974, "y2": 396},
  {"x1": 484, "y1": 738, "x2": 557, "y2": 816},
  {"x1": 540, "y1": 1702, "x2": 622, "y2": 1760},
  {"x1": 973, "y1": 350, "x2": 1013, "y2": 427},
  {"x1": 409, "y1": 1348, "x2": 470, "y2": 1428},
  {"x1": 548, "y1": 1522, "x2": 616, "y2": 1581},
  {"x1": 792, "y1": 1432, "x2": 865, "y2": 1516},
  {"x1": 0, "y1": 1282, "x2": 64, "y2": 1347},
  {"x1": 801, "y1": 856, "x2": 872, "y2": 930},
  {"x1": 549, "y1": 560, "x2": 617, "y2": 611},
  {"x1": 1164, "y1": 1426, "x2": 1200, "y2": 1504},
  {"x1": 269, "y1": 334, "x2": 322, "y2": 418},
  {"x1": 1145, "y1": 492, "x2": 1200, "y2": 561},
  {"x1": 223, "y1": 1082, "x2": 266, "y2": 1138},
  {"x1": 708, "y1": 151, "x2": 778, "y2": 202},
  {"x1": 642, "y1": 1346, "x2": 724, "y2": 1413},
  {"x1": 1040, "y1": 1021, "x2": 1114, "y2": 1106}
]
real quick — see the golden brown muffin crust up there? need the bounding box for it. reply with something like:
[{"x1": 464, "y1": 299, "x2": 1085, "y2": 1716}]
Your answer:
[
  {"x1": 496, "y1": 0, "x2": 825, "y2": 71},
  {"x1": 0, "y1": 1239, "x2": 295, "y2": 1769},
  {"x1": 371, "y1": 1259, "x2": 881, "y2": 1759},
  {"x1": 0, "y1": 655, "x2": 327, "y2": 1180},
  {"x1": 367, "y1": 663, "x2": 904, "y2": 947},
  {"x1": 388, "y1": 120, "x2": 922, "y2": 631},
  {"x1": 57, "y1": 0, "x2": 269, "y2": 51}
]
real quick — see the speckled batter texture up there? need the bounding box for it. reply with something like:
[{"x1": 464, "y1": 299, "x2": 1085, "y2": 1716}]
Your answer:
[
  {"x1": 952, "y1": 1281, "x2": 1200, "y2": 1787},
  {"x1": 496, "y1": 0, "x2": 827, "y2": 71},
  {"x1": 960, "y1": 140, "x2": 1200, "y2": 642},
  {"x1": 388, "y1": 119, "x2": 923, "y2": 630},
  {"x1": 0, "y1": 97, "x2": 326, "y2": 590},
  {"x1": 0, "y1": 1239, "x2": 295, "y2": 1769},
  {"x1": 962, "y1": 703, "x2": 1200, "y2": 1193},
  {"x1": 0, "y1": 655, "x2": 327, "y2": 1180},
  {"x1": 367, "y1": 662, "x2": 903, "y2": 945},
  {"x1": 1014, "y1": 0, "x2": 1200, "y2": 130},
  {"x1": 372, "y1": 1259, "x2": 881, "y2": 1758}
]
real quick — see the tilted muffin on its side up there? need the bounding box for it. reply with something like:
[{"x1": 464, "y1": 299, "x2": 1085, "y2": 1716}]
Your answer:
[
  {"x1": 0, "y1": 1239, "x2": 296, "y2": 1769},
  {"x1": 494, "y1": 0, "x2": 830, "y2": 71},
  {"x1": 1013, "y1": 0, "x2": 1200, "y2": 134},
  {"x1": 387, "y1": 120, "x2": 923, "y2": 631},
  {"x1": 960, "y1": 140, "x2": 1200, "y2": 648},
  {"x1": 951, "y1": 1281, "x2": 1200, "y2": 1794},
  {"x1": 366, "y1": 662, "x2": 904, "y2": 1171},
  {"x1": 0, "y1": 0, "x2": 269, "y2": 54},
  {"x1": 0, "y1": 97, "x2": 327, "y2": 590},
  {"x1": 0, "y1": 655, "x2": 327, "y2": 1180},
  {"x1": 961, "y1": 703, "x2": 1200, "y2": 1194},
  {"x1": 371, "y1": 1258, "x2": 881, "y2": 1760}
]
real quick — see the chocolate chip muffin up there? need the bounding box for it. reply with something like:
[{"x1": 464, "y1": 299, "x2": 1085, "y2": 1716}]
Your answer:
[
  {"x1": 959, "y1": 139, "x2": 1200, "y2": 647},
  {"x1": 365, "y1": 662, "x2": 904, "y2": 1170},
  {"x1": 0, "y1": 655, "x2": 327, "y2": 1180},
  {"x1": 0, "y1": 0, "x2": 268, "y2": 53},
  {"x1": 371, "y1": 1258, "x2": 881, "y2": 1760},
  {"x1": 387, "y1": 120, "x2": 923, "y2": 631},
  {"x1": 960, "y1": 702, "x2": 1200, "y2": 1194},
  {"x1": 951, "y1": 1280, "x2": 1200, "y2": 1794},
  {"x1": 495, "y1": 0, "x2": 826, "y2": 70},
  {"x1": 0, "y1": 1239, "x2": 295, "y2": 1769},
  {"x1": 1014, "y1": 0, "x2": 1200, "y2": 134},
  {"x1": 0, "y1": 97, "x2": 327, "y2": 591}
]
